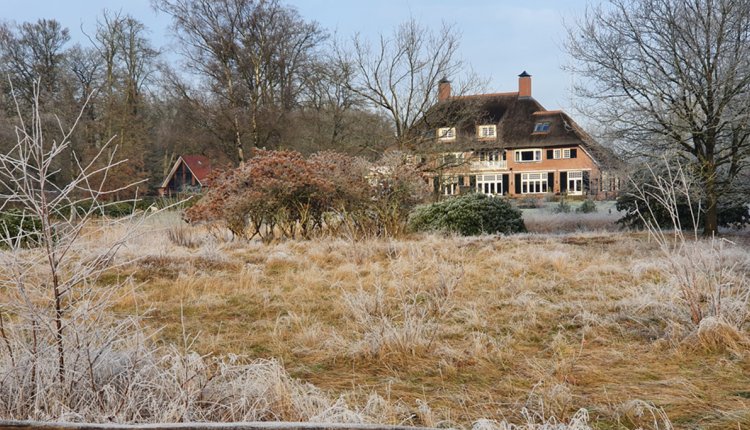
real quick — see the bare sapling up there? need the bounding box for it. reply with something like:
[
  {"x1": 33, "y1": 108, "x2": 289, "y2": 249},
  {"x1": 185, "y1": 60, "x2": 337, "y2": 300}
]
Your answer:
[
  {"x1": 629, "y1": 158, "x2": 750, "y2": 335},
  {"x1": 0, "y1": 81, "x2": 149, "y2": 417}
]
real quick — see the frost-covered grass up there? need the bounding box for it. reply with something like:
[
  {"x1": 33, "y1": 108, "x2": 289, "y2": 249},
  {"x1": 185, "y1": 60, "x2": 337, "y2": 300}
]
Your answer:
[
  {"x1": 2, "y1": 212, "x2": 749, "y2": 429},
  {"x1": 521, "y1": 200, "x2": 623, "y2": 233}
]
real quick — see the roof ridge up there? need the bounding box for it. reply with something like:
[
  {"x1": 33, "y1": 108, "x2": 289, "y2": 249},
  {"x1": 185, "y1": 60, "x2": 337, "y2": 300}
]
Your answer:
[{"x1": 451, "y1": 91, "x2": 518, "y2": 100}]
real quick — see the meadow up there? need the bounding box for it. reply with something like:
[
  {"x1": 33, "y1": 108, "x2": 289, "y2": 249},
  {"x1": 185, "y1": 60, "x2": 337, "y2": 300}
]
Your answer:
[{"x1": 92, "y1": 208, "x2": 750, "y2": 429}]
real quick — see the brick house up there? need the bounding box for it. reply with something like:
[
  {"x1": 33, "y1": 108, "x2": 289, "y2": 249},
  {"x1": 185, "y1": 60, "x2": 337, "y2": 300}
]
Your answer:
[{"x1": 420, "y1": 72, "x2": 622, "y2": 199}]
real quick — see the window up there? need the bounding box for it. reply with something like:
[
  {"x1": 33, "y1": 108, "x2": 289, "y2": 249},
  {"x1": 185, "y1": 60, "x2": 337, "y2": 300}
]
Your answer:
[
  {"x1": 476, "y1": 149, "x2": 501, "y2": 161},
  {"x1": 441, "y1": 152, "x2": 464, "y2": 166},
  {"x1": 477, "y1": 124, "x2": 496, "y2": 139},
  {"x1": 550, "y1": 148, "x2": 578, "y2": 159},
  {"x1": 514, "y1": 149, "x2": 542, "y2": 162},
  {"x1": 533, "y1": 122, "x2": 551, "y2": 133},
  {"x1": 477, "y1": 174, "x2": 503, "y2": 195},
  {"x1": 521, "y1": 172, "x2": 549, "y2": 194},
  {"x1": 567, "y1": 171, "x2": 583, "y2": 195},
  {"x1": 438, "y1": 127, "x2": 456, "y2": 141},
  {"x1": 441, "y1": 176, "x2": 460, "y2": 196}
]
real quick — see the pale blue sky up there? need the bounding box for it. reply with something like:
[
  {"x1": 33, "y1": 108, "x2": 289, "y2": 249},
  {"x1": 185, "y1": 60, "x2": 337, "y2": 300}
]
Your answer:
[{"x1": 3, "y1": 0, "x2": 591, "y2": 112}]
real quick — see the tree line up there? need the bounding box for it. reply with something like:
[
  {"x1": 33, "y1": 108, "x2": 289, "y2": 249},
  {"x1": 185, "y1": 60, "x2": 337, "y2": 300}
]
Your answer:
[
  {"x1": 2, "y1": 0, "x2": 750, "y2": 235},
  {"x1": 0, "y1": 0, "x2": 474, "y2": 197}
]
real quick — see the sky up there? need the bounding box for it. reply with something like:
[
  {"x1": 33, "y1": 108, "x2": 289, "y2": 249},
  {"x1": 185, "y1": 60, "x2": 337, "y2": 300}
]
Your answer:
[{"x1": 2, "y1": 0, "x2": 591, "y2": 113}]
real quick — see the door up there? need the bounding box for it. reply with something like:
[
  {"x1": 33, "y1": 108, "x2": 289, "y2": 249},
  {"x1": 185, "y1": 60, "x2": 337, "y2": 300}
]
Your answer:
[{"x1": 567, "y1": 171, "x2": 583, "y2": 195}]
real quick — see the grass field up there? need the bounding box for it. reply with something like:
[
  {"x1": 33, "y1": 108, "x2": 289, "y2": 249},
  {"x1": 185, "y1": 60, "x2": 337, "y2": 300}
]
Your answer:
[{"x1": 99, "y1": 211, "x2": 750, "y2": 429}]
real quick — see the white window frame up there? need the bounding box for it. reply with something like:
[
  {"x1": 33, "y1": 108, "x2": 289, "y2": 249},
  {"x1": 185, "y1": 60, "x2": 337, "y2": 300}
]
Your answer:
[
  {"x1": 442, "y1": 152, "x2": 464, "y2": 166},
  {"x1": 567, "y1": 170, "x2": 583, "y2": 195},
  {"x1": 476, "y1": 174, "x2": 503, "y2": 195},
  {"x1": 520, "y1": 172, "x2": 549, "y2": 194},
  {"x1": 552, "y1": 148, "x2": 573, "y2": 160},
  {"x1": 476, "y1": 149, "x2": 501, "y2": 162},
  {"x1": 438, "y1": 127, "x2": 456, "y2": 141},
  {"x1": 477, "y1": 124, "x2": 497, "y2": 139},
  {"x1": 514, "y1": 149, "x2": 542, "y2": 163}
]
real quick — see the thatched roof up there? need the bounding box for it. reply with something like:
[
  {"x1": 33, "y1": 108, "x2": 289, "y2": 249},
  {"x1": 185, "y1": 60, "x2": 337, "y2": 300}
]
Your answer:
[{"x1": 417, "y1": 92, "x2": 622, "y2": 170}]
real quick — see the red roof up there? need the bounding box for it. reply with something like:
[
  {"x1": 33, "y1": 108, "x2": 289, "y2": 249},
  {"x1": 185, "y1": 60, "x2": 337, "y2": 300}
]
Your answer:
[
  {"x1": 181, "y1": 155, "x2": 211, "y2": 182},
  {"x1": 159, "y1": 155, "x2": 213, "y2": 189}
]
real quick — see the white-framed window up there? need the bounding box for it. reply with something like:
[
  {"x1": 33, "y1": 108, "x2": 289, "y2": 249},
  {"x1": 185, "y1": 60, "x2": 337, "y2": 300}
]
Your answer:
[
  {"x1": 441, "y1": 152, "x2": 464, "y2": 166},
  {"x1": 477, "y1": 124, "x2": 497, "y2": 139},
  {"x1": 521, "y1": 172, "x2": 549, "y2": 194},
  {"x1": 533, "y1": 122, "x2": 551, "y2": 133},
  {"x1": 567, "y1": 170, "x2": 583, "y2": 195},
  {"x1": 476, "y1": 149, "x2": 501, "y2": 161},
  {"x1": 438, "y1": 127, "x2": 456, "y2": 141},
  {"x1": 477, "y1": 174, "x2": 503, "y2": 195},
  {"x1": 514, "y1": 149, "x2": 542, "y2": 162},
  {"x1": 552, "y1": 148, "x2": 575, "y2": 159}
]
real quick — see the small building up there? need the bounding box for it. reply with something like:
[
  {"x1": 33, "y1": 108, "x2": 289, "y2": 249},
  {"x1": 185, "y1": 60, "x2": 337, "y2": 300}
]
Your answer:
[
  {"x1": 158, "y1": 155, "x2": 212, "y2": 196},
  {"x1": 419, "y1": 72, "x2": 622, "y2": 200}
]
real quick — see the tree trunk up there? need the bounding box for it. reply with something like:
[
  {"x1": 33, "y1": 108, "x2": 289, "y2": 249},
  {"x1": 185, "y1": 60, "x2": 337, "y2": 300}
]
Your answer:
[
  {"x1": 233, "y1": 114, "x2": 244, "y2": 165},
  {"x1": 703, "y1": 176, "x2": 719, "y2": 236}
]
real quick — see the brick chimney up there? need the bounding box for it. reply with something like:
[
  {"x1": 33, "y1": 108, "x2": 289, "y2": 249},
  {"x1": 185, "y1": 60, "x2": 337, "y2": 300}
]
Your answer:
[
  {"x1": 518, "y1": 71, "x2": 531, "y2": 98},
  {"x1": 438, "y1": 77, "x2": 451, "y2": 102}
]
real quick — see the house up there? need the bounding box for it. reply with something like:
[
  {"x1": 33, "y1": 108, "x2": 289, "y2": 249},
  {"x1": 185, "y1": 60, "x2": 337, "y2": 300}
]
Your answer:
[
  {"x1": 158, "y1": 155, "x2": 212, "y2": 196},
  {"x1": 420, "y1": 72, "x2": 622, "y2": 199}
]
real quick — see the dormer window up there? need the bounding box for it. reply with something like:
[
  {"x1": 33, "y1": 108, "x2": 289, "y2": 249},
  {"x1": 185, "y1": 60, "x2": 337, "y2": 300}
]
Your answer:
[
  {"x1": 477, "y1": 124, "x2": 496, "y2": 139},
  {"x1": 438, "y1": 127, "x2": 456, "y2": 141},
  {"x1": 533, "y1": 122, "x2": 551, "y2": 133}
]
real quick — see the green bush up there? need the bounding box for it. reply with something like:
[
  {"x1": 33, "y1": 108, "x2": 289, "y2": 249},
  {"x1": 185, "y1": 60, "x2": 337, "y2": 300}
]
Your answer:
[
  {"x1": 0, "y1": 210, "x2": 42, "y2": 248},
  {"x1": 553, "y1": 198, "x2": 572, "y2": 213},
  {"x1": 409, "y1": 193, "x2": 526, "y2": 236},
  {"x1": 576, "y1": 199, "x2": 597, "y2": 213}
]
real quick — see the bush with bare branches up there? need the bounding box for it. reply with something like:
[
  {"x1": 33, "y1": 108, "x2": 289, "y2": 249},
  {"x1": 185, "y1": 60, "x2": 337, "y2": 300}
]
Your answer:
[
  {"x1": 185, "y1": 150, "x2": 429, "y2": 241},
  {"x1": 624, "y1": 159, "x2": 750, "y2": 346}
]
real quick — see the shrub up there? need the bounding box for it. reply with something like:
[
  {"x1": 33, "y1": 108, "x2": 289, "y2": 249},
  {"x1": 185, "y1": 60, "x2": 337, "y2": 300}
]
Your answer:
[
  {"x1": 409, "y1": 193, "x2": 526, "y2": 235},
  {"x1": 553, "y1": 198, "x2": 572, "y2": 213},
  {"x1": 617, "y1": 163, "x2": 749, "y2": 230},
  {"x1": 0, "y1": 210, "x2": 42, "y2": 248},
  {"x1": 186, "y1": 150, "x2": 429, "y2": 240},
  {"x1": 576, "y1": 199, "x2": 597, "y2": 213}
]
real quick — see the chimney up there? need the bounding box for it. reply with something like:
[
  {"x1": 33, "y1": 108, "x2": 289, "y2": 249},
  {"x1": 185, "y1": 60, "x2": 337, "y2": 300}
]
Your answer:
[
  {"x1": 438, "y1": 77, "x2": 451, "y2": 102},
  {"x1": 518, "y1": 71, "x2": 532, "y2": 98}
]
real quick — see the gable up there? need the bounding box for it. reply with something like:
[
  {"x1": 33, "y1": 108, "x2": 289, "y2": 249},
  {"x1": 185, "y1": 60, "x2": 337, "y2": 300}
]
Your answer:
[{"x1": 160, "y1": 155, "x2": 212, "y2": 189}]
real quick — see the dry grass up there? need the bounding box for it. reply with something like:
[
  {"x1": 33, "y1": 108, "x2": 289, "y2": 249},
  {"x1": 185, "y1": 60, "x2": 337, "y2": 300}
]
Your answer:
[{"x1": 8, "y1": 212, "x2": 748, "y2": 428}]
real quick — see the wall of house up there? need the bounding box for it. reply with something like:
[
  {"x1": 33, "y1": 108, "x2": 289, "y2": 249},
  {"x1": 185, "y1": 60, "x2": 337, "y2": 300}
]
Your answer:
[
  {"x1": 506, "y1": 146, "x2": 600, "y2": 196},
  {"x1": 431, "y1": 144, "x2": 613, "y2": 199}
]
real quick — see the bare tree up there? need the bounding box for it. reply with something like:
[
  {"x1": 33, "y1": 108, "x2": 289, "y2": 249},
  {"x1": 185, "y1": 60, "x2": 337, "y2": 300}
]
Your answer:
[
  {"x1": 338, "y1": 19, "x2": 482, "y2": 149},
  {"x1": 0, "y1": 83, "x2": 145, "y2": 389},
  {"x1": 85, "y1": 11, "x2": 161, "y2": 194},
  {"x1": 154, "y1": 0, "x2": 326, "y2": 164},
  {"x1": 0, "y1": 19, "x2": 71, "y2": 111},
  {"x1": 567, "y1": 0, "x2": 750, "y2": 235}
]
